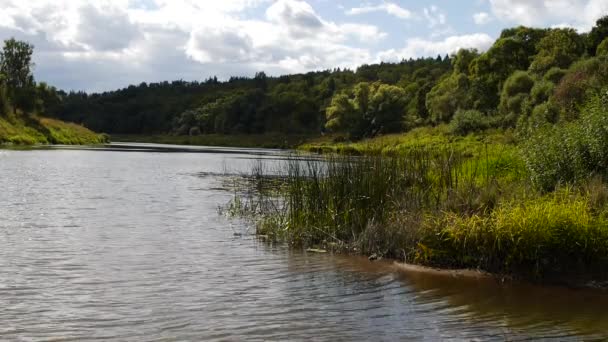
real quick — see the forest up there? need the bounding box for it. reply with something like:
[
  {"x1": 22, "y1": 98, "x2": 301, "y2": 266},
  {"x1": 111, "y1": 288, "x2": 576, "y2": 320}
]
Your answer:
[{"x1": 42, "y1": 16, "x2": 608, "y2": 144}]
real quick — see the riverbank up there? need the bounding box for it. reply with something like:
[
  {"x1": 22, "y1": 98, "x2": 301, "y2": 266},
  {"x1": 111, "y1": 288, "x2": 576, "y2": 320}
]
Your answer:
[
  {"x1": 298, "y1": 125, "x2": 517, "y2": 156},
  {"x1": 228, "y1": 125, "x2": 608, "y2": 284},
  {"x1": 0, "y1": 114, "x2": 108, "y2": 145},
  {"x1": 111, "y1": 133, "x2": 314, "y2": 149}
]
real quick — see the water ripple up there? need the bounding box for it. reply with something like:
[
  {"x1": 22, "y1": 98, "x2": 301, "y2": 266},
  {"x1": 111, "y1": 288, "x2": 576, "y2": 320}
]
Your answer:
[{"x1": 0, "y1": 147, "x2": 607, "y2": 341}]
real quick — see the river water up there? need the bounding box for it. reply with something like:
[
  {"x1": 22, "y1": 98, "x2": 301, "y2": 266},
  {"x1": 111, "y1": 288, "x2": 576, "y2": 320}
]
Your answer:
[{"x1": 1, "y1": 143, "x2": 608, "y2": 341}]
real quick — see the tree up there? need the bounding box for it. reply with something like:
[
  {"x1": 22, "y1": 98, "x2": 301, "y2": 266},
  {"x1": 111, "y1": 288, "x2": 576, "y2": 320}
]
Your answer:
[
  {"x1": 529, "y1": 28, "x2": 584, "y2": 75},
  {"x1": 498, "y1": 70, "x2": 535, "y2": 124},
  {"x1": 597, "y1": 37, "x2": 608, "y2": 56},
  {"x1": 325, "y1": 82, "x2": 407, "y2": 137},
  {"x1": 588, "y1": 16, "x2": 608, "y2": 55},
  {"x1": 0, "y1": 38, "x2": 36, "y2": 112},
  {"x1": 0, "y1": 38, "x2": 34, "y2": 90}
]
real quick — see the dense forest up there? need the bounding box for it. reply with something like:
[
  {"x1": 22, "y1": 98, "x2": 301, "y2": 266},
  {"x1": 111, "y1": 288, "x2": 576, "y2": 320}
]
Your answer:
[{"x1": 39, "y1": 17, "x2": 608, "y2": 142}]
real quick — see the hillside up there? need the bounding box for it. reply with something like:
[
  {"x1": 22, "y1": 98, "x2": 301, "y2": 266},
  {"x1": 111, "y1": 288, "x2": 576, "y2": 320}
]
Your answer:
[
  {"x1": 0, "y1": 113, "x2": 107, "y2": 145},
  {"x1": 45, "y1": 17, "x2": 608, "y2": 145}
]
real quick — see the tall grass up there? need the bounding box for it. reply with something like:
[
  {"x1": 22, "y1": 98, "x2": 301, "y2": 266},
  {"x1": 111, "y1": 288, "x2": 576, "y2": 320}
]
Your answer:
[
  {"x1": 230, "y1": 146, "x2": 608, "y2": 281},
  {"x1": 233, "y1": 148, "x2": 513, "y2": 252}
]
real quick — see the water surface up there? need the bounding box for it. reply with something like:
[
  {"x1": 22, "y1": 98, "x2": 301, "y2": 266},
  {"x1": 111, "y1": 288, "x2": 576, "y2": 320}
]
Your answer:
[{"x1": 1, "y1": 143, "x2": 608, "y2": 341}]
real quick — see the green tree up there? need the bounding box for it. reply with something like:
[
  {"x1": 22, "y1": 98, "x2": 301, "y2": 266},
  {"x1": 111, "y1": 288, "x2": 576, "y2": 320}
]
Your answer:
[
  {"x1": 498, "y1": 70, "x2": 535, "y2": 124},
  {"x1": 0, "y1": 38, "x2": 34, "y2": 90},
  {"x1": 0, "y1": 38, "x2": 36, "y2": 112},
  {"x1": 529, "y1": 28, "x2": 584, "y2": 75},
  {"x1": 596, "y1": 37, "x2": 608, "y2": 56},
  {"x1": 588, "y1": 16, "x2": 608, "y2": 55}
]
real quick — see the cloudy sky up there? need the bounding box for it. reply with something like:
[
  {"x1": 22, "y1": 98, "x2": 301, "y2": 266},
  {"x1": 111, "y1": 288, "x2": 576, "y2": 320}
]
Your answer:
[{"x1": 0, "y1": 0, "x2": 606, "y2": 92}]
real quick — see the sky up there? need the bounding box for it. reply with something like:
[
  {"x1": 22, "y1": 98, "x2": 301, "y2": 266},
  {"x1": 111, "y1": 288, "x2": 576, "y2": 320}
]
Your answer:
[{"x1": 0, "y1": 0, "x2": 606, "y2": 92}]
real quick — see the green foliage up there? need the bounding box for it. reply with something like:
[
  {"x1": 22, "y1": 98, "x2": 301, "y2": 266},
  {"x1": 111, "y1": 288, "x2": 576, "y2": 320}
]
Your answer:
[
  {"x1": 0, "y1": 115, "x2": 105, "y2": 145},
  {"x1": 0, "y1": 38, "x2": 37, "y2": 112},
  {"x1": 529, "y1": 79, "x2": 555, "y2": 105},
  {"x1": 431, "y1": 190, "x2": 608, "y2": 277},
  {"x1": 553, "y1": 56, "x2": 608, "y2": 120},
  {"x1": 498, "y1": 71, "x2": 535, "y2": 122},
  {"x1": 543, "y1": 67, "x2": 566, "y2": 84},
  {"x1": 521, "y1": 93, "x2": 608, "y2": 190},
  {"x1": 588, "y1": 16, "x2": 608, "y2": 55},
  {"x1": 529, "y1": 28, "x2": 584, "y2": 74},
  {"x1": 426, "y1": 73, "x2": 469, "y2": 123},
  {"x1": 325, "y1": 82, "x2": 407, "y2": 138},
  {"x1": 0, "y1": 38, "x2": 34, "y2": 90},
  {"x1": 596, "y1": 37, "x2": 608, "y2": 56},
  {"x1": 449, "y1": 109, "x2": 489, "y2": 135}
]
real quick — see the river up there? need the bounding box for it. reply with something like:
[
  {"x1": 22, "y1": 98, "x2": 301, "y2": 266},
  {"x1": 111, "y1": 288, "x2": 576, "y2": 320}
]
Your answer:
[{"x1": 1, "y1": 143, "x2": 607, "y2": 341}]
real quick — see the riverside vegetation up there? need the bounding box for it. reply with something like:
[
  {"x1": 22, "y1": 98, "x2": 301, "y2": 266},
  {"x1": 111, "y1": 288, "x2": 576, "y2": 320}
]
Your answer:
[
  {"x1": 0, "y1": 39, "x2": 106, "y2": 145},
  {"x1": 11, "y1": 16, "x2": 608, "y2": 282},
  {"x1": 227, "y1": 91, "x2": 608, "y2": 283}
]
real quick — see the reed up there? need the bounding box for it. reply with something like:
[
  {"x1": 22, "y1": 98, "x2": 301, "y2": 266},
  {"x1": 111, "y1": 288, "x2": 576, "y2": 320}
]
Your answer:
[{"x1": 229, "y1": 146, "x2": 608, "y2": 281}]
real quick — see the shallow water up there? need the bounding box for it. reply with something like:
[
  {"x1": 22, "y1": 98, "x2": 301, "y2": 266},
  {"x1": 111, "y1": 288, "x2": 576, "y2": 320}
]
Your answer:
[{"x1": 1, "y1": 143, "x2": 608, "y2": 341}]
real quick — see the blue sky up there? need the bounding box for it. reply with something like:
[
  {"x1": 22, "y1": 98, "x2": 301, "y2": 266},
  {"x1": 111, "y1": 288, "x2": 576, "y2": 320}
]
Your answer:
[{"x1": 0, "y1": 0, "x2": 606, "y2": 91}]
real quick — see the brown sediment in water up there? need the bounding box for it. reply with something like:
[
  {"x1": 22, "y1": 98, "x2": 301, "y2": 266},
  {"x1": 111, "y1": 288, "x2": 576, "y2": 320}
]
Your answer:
[{"x1": 392, "y1": 262, "x2": 493, "y2": 280}]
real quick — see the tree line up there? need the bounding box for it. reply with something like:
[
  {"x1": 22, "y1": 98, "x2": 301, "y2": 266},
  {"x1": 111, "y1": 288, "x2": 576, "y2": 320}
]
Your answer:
[{"x1": 9, "y1": 16, "x2": 608, "y2": 140}]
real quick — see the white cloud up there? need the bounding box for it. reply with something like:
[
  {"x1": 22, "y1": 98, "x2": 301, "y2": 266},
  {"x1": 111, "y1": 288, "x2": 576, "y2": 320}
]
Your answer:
[
  {"x1": 377, "y1": 33, "x2": 494, "y2": 62},
  {"x1": 346, "y1": 2, "x2": 412, "y2": 19},
  {"x1": 473, "y1": 12, "x2": 492, "y2": 25},
  {"x1": 423, "y1": 5, "x2": 446, "y2": 28},
  {"x1": 488, "y1": 0, "x2": 608, "y2": 31},
  {"x1": 0, "y1": 0, "x2": 386, "y2": 91}
]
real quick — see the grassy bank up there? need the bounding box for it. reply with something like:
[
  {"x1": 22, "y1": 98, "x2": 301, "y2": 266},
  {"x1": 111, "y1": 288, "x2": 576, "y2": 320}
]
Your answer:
[
  {"x1": 0, "y1": 114, "x2": 107, "y2": 145},
  {"x1": 228, "y1": 125, "x2": 608, "y2": 283},
  {"x1": 299, "y1": 125, "x2": 517, "y2": 156},
  {"x1": 111, "y1": 133, "x2": 314, "y2": 149}
]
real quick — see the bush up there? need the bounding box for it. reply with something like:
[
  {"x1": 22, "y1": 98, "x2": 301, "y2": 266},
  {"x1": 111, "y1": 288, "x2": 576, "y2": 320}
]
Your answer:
[
  {"x1": 529, "y1": 79, "x2": 555, "y2": 105},
  {"x1": 521, "y1": 93, "x2": 608, "y2": 190},
  {"x1": 553, "y1": 56, "x2": 608, "y2": 120},
  {"x1": 449, "y1": 109, "x2": 489, "y2": 135},
  {"x1": 544, "y1": 67, "x2": 566, "y2": 84},
  {"x1": 430, "y1": 190, "x2": 608, "y2": 277},
  {"x1": 498, "y1": 71, "x2": 534, "y2": 119},
  {"x1": 596, "y1": 37, "x2": 608, "y2": 56}
]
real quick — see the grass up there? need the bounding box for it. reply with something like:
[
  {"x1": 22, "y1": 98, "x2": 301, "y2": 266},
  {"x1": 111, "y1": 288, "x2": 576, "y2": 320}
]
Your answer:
[
  {"x1": 299, "y1": 125, "x2": 517, "y2": 156},
  {"x1": 0, "y1": 113, "x2": 107, "y2": 145},
  {"x1": 111, "y1": 133, "x2": 314, "y2": 149},
  {"x1": 228, "y1": 127, "x2": 608, "y2": 283}
]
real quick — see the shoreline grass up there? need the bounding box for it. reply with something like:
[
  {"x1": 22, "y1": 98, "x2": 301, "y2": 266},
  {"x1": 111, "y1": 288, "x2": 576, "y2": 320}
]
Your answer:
[
  {"x1": 0, "y1": 114, "x2": 108, "y2": 145},
  {"x1": 227, "y1": 138, "x2": 608, "y2": 284}
]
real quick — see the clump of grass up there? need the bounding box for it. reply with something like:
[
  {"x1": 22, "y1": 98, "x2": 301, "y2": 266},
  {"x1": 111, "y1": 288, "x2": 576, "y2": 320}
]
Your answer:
[
  {"x1": 232, "y1": 148, "x2": 516, "y2": 252},
  {"x1": 422, "y1": 188, "x2": 608, "y2": 279},
  {"x1": 229, "y1": 144, "x2": 608, "y2": 282}
]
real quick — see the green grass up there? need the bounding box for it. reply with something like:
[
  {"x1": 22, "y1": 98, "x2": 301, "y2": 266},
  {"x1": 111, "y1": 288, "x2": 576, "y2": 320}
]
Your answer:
[
  {"x1": 0, "y1": 114, "x2": 107, "y2": 145},
  {"x1": 111, "y1": 133, "x2": 314, "y2": 149},
  {"x1": 299, "y1": 125, "x2": 517, "y2": 156},
  {"x1": 228, "y1": 128, "x2": 608, "y2": 283}
]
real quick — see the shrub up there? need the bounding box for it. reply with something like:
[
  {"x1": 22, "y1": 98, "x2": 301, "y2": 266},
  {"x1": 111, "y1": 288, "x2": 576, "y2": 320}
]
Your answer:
[
  {"x1": 553, "y1": 56, "x2": 608, "y2": 120},
  {"x1": 530, "y1": 79, "x2": 555, "y2": 105},
  {"x1": 544, "y1": 67, "x2": 566, "y2": 84},
  {"x1": 521, "y1": 93, "x2": 608, "y2": 190},
  {"x1": 596, "y1": 37, "x2": 608, "y2": 56},
  {"x1": 449, "y1": 109, "x2": 489, "y2": 135}
]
